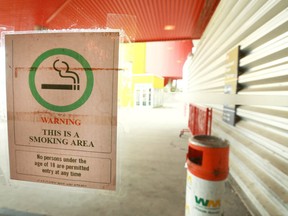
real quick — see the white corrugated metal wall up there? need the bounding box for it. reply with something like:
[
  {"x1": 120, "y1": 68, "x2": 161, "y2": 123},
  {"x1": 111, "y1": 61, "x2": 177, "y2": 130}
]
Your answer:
[{"x1": 184, "y1": 0, "x2": 288, "y2": 215}]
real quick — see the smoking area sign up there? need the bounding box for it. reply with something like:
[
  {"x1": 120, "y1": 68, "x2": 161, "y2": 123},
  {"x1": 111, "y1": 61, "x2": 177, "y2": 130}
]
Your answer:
[{"x1": 5, "y1": 31, "x2": 119, "y2": 190}]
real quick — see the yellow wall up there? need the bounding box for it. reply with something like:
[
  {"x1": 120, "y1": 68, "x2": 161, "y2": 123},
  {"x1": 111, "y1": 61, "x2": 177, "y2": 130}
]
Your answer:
[
  {"x1": 119, "y1": 43, "x2": 164, "y2": 107},
  {"x1": 153, "y1": 76, "x2": 164, "y2": 89},
  {"x1": 124, "y1": 43, "x2": 146, "y2": 74},
  {"x1": 133, "y1": 75, "x2": 164, "y2": 89}
]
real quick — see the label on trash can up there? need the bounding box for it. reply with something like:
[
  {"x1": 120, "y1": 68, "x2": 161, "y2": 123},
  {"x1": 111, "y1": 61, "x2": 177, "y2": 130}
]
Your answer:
[
  {"x1": 5, "y1": 31, "x2": 119, "y2": 190},
  {"x1": 185, "y1": 172, "x2": 225, "y2": 216}
]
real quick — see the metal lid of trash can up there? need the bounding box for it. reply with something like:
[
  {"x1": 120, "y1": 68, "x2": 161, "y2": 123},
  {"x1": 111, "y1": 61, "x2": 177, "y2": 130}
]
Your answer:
[{"x1": 190, "y1": 135, "x2": 229, "y2": 148}]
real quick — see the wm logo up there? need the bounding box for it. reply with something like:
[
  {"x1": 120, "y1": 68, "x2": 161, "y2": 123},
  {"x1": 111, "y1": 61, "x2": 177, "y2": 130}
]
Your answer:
[{"x1": 195, "y1": 196, "x2": 221, "y2": 208}]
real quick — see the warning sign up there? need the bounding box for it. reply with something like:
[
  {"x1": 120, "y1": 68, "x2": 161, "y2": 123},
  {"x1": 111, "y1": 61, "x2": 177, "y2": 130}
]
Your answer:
[{"x1": 5, "y1": 31, "x2": 119, "y2": 190}]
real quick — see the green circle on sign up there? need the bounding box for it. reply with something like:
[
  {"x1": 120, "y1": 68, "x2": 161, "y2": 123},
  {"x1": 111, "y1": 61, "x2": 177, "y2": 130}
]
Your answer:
[{"x1": 29, "y1": 48, "x2": 94, "y2": 112}]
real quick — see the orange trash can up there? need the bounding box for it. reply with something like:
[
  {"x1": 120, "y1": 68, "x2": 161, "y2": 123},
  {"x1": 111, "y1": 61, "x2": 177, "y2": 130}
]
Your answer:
[{"x1": 185, "y1": 135, "x2": 229, "y2": 216}]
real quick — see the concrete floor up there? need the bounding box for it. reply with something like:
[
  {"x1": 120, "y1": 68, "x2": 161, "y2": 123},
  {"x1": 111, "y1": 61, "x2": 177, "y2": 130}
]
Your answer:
[{"x1": 0, "y1": 104, "x2": 251, "y2": 216}]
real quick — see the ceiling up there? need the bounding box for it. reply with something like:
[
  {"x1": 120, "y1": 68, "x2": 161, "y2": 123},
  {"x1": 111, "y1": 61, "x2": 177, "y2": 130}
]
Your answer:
[{"x1": 0, "y1": 0, "x2": 219, "y2": 42}]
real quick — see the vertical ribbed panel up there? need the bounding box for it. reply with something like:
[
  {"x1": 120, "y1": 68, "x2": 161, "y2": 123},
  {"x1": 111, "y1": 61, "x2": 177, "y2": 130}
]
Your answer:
[
  {"x1": 185, "y1": 0, "x2": 288, "y2": 215},
  {"x1": 0, "y1": 0, "x2": 220, "y2": 42},
  {"x1": 43, "y1": 0, "x2": 219, "y2": 42}
]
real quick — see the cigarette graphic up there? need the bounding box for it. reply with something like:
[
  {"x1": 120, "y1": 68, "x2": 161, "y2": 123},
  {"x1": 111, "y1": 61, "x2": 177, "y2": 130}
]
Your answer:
[
  {"x1": 41, "y1": 60, "x2": 80, "y2": 91},
  {"x1": 41, "y1": 84, "x2": 80, "y2": 90}
]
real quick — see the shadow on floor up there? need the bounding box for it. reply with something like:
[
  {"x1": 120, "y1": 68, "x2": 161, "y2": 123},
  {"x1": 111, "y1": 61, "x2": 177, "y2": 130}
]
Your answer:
[{"x1": 0, "y1": 208, "x2": 46, "y2": 216}]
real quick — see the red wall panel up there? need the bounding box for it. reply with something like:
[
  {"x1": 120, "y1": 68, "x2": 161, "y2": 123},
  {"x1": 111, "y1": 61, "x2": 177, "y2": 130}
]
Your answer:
[{"x1": 145, "y1": 40, "x2": 192, "y2": 78}]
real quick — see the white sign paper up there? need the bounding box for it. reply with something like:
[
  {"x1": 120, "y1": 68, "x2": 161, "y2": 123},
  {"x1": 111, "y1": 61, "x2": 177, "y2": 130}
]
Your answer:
[{"x1": 5, "y1": 31, "x2": 119, "y2": 190}]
